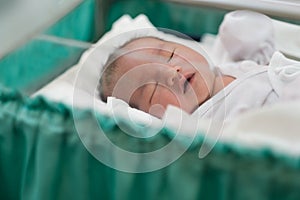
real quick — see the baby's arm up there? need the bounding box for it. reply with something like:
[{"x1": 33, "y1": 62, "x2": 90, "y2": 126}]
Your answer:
[{"x1": 218, "y1": 10, "x2": 275, "y2": 65}]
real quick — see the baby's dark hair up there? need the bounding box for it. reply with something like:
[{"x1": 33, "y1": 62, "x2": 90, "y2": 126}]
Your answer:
[
  {"x1": 99, "y1": 38, "x2": 143, "y2": 102},
  {"x1": 98, "y1": 36, "x2": 163, "y2": 102},
  {"x1": 98, "y1": 49, "x2": 122, "y2": 102}
]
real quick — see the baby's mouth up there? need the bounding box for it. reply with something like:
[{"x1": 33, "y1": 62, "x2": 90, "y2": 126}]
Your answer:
[{"x1": 183, "y1": 73, "x2": 195, "y2": 93}]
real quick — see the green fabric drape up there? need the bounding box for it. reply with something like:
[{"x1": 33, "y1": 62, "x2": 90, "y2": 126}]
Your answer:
[
  {"x1": 105, "y1": 0, "x2": 227, "y2": 38},
  {"x1": 0, "y1": 0, "x2": 97, "y2": 94},
  {"x1": 1, "y1": 86, "x2": 300, "y2": 200}
]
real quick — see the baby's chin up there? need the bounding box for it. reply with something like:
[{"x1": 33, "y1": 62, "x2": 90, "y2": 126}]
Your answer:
[
  {"x1": 148, "y1": 104, "x2": 166, "y2": 119},
  {"x1": 189, "y1": 104, "x2": 200, "y2": 114},
  {"x1": 148, "y1": 98, "x2": 201, "y2": 118},
  {"x1": 179, "y1": 97, "x2": 205, "y2": 115}
]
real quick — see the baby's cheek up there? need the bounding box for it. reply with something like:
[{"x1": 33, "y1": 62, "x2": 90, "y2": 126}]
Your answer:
[
  {"x1": 153, "y1": 90, "x2": 181, "y2": 110},
  {"x1": 149, "y1": 92, "x2": 180, "y2": 118},
  {"x1": 194, "y1": 73, "x2": 212, "y2": 103}
]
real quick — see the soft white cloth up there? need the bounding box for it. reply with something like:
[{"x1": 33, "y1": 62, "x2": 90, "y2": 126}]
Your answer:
[
  {"x1": 220, "y1": 101, "x2": 300, "y2": 156},
  {"x1": 193, "y1": 51, "x2": 300, "y2": 122},
  {"x1": 272, "y1": 19, "x2": 300, "y2": 60},
  {"x1": 212, "y1": 10, "x2": 275, "y2": 66}
]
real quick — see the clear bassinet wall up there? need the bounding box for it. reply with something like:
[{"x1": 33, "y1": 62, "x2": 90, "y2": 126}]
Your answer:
[
  {"x1": 0, "y1": 0, "x2": 101, "y2": 94},
  {"x1": 1, "y1": 0, "x2": 300, "y2": 200}
]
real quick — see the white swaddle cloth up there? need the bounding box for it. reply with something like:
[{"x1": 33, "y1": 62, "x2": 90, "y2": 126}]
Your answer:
[
  {"x1": 214, "y1": 10, "x2": 275, "y2": 65},
  {"x1": 193, "y1": 51, "x2": 300, "y2": 122}
]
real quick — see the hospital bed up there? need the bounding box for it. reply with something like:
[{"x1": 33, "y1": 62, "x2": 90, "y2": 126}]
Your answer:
[{"x1": 1, "y1": 0, "x2": 300, "y2": 200}]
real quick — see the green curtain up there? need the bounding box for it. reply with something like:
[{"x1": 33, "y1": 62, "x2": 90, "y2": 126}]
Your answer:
[
  {"x1": 1, "y1": 85, "x2": 300, "y2": 200},
  {"x1": 0, "y1": 0, "x2": 97, "y2": 95},
  {"x1": 105, "y1": 0, "x2": 227, "y2": 37}
]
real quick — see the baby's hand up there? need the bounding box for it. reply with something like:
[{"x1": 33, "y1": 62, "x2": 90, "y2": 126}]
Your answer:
[{"x1": 219, "y1": 10, "x2": 275, "y2": 65}]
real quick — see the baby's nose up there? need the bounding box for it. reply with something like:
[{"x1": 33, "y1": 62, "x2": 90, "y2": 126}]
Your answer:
[
  {"x1": 173, "y1": 65, "x2": 182, "y2": 73},
  {"x1": 166, "y1": 66, "x2": 182, "y2": 87}
]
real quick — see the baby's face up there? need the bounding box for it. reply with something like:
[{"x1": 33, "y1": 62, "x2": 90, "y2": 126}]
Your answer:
[{"x1": 111, "y1": 37, "x2": 215, "y2": 118}]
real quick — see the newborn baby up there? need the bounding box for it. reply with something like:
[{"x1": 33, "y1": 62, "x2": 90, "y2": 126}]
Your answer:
[
  {"x1": 98, "y1": 11, "x2": 299, "y2": 119},
  {"x1": 99, "y1": 37, "x2": 236, "y2": 118}
]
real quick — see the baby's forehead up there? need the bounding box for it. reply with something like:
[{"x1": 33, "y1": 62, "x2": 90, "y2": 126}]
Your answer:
[
  {"x1": 124, "y1": 37, "x2": 168, "y2": 49},
  {"x1": 118, "y1": 38, "x2": 170, "y2": 62}
]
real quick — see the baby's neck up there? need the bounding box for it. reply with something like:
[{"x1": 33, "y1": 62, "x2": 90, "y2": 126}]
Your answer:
[{"x1": 212, "y1": 75, "x2": 235, "y2": 96}]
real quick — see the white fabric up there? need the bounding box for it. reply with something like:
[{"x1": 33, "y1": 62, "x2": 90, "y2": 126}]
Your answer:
[
  {"x1": 193, "y1": 51, "x2": 300, "y2": 122},
  {"x1": 164, "y1": 101, "x2": 300, "y2": 156},
  {"x1": 212, "y1": 10, "x2": 275, "y2": 66},
  {"x1": 221, "y1": 101, "x2": 300, "y2": 156},
  {"x1": 272, "y1": 19, "x2": 300, "y2": 60}
]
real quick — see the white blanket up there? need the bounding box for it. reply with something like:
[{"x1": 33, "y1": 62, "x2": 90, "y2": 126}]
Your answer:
[{"x1": 193, "y1": 51, "x2": 300, "y2": 121}]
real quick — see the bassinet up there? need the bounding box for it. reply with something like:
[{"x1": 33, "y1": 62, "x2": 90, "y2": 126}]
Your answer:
[{"x1": 1, "y1": 0, "x2": 300, "y2": 200}]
